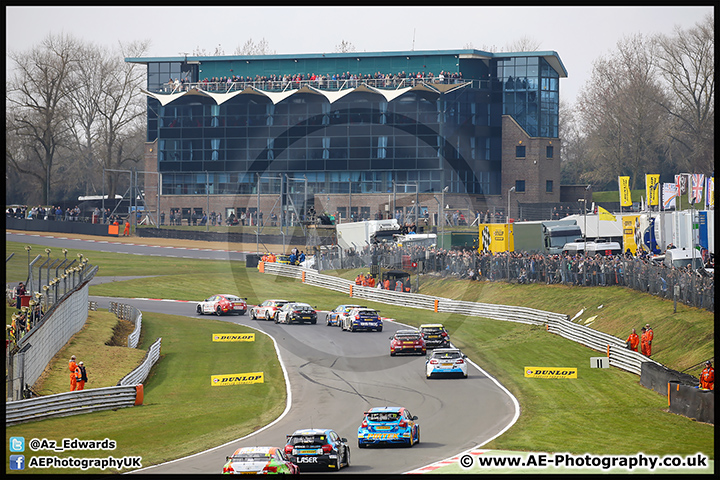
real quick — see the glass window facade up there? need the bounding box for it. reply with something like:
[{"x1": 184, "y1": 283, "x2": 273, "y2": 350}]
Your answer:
[{"x1": 497, "y1": 56, "x2": 558, "y2": 138}]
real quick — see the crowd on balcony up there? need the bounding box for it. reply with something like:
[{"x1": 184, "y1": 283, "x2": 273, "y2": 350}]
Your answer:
[{"x1": 164, "y1": 69, "x2": 465, "y2": 93}]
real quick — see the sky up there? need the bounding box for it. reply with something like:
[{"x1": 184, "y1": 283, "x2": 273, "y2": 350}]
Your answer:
[{"x1": 5, "y1": 6, "x2": 713, "y2": 104}]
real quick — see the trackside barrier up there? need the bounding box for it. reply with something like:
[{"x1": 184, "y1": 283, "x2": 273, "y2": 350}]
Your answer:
[
  {"x1": 261, "y1": 263, "x2": 660, "y2": 376},
  {"x1": 118, "y1": 337, "x2": 162, "y2": 386},
  {"x1": 5, "y1": 385, "x2": 144, "y2": 426},
  {"x1": 109, "y1": 302, "x2": 142, "y2": 348}
]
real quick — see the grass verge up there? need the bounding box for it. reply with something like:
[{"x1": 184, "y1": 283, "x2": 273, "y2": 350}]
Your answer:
[{"x1": 5, "y1": 312, "x2": 286, "y2": 474}]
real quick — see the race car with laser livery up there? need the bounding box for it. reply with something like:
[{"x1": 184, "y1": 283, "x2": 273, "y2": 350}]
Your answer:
[
  {"x1": 284, "y1": 428, "x2": 350, "y2": 471},
  {"x1": 390, "y1": 329, "x2": 426, "y2": 356},
  {"x1": 326, "y1": 304, "x2": 365, "y2": 326},
  {"x1": 357, "y1": 406, "x2": 419, "y2": 448},
  {"x1": 250, "y1": 299, "x2": 290, "y2": 321},
  {"x1": 221, "y1": 446, "x2": 299, "y2": 474},
  {"x1": 419, "y1": 323, "x2": 450, "y2": 348},
  {"x1": 274, "y1": 302, "x2": 317, "y2": 324},
  {"x1": 341, "y1": 307, "x2": 383, "y2": 332},
  {"x1": 196, "y1": 294, "x2": 247, "y2": 316},
  {"x1": 426, "y1": 348, "x2": 468, "y2": 378}
]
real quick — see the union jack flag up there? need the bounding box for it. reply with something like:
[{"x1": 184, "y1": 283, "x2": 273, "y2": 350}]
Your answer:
[{"x1": 690, "y1": 174, "x2": 704, "y2": 204}]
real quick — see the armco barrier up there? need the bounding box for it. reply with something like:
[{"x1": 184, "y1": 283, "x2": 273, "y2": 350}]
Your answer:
[
  {"x1": 118, "y1": 338, "x2": 162, "y2": 386},
  {"x1": 263, "y1": 262, "x2": 659, "y2": 376},
  {"x1": 6, "y1": 385, "x2": 144, "y2": 426},
  {"x1": 109, "y1": 302, "x2": 142, "y2": 348}
]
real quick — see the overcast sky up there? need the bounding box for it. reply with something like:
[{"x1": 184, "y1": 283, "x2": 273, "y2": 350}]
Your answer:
[{"x1": 5, "y1": 6, "x2": 713, "y2": 104}]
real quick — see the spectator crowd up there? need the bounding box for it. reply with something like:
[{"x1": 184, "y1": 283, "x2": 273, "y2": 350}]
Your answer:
[
  {"x1": 165, "y1": 69, "x2": 466, "y2": 93},
  {"x1": 313, "y1": 242, "x2": 714, "y2": 313}
]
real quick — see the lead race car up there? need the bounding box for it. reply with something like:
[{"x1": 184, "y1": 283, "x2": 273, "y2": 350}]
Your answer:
[
  {"x1": 357, "y1": 406, "x2": 419, "y2": 448},
  {"x1": 196, "y1": 294, "x2": 247, "y2": 316}
]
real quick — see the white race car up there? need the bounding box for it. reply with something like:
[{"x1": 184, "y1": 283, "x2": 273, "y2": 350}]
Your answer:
[
  {"x1": 250, "y1": 299, "x2": 290, "y2": 320},
  {"x1": 426, "y1": 348, "x2": 468, "y2": 378},
  {"x1": 196, "y1": 294, "x2": 247, "y2": 316}
]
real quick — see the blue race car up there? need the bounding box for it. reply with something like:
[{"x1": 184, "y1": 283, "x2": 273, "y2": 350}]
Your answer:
[
  {"x1": 341, "y1": 307, "x2": 383, "y2": 332},
  {"x1": 357, "y1": 406, "x2": 419, "y2": 448}
]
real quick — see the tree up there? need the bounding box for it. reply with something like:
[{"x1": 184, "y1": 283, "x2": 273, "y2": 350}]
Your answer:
[
  {"x1": 654, "y1": 13, "x2": 714, "y2": 174},
  {"x1": 335, "y1": 40, "x2": 356, "y2": 53},
  {"x1": 234, "y1": 38, "x2": 275, "y2": 56},
  {"x1": 6, "y1": 32, "x2": 82, "y2": 205},
  {"x1": 503, "y1": 36, "x2": 542, "y2": 52},
  {"x1": 576, "y1": 34, "x2": 670, "y2": 189}
]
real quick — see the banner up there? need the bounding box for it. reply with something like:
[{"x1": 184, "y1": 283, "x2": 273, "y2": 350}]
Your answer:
[
  {"x1": 598, "y1": 206, "x2": 616, "y2": 221},
  {"x1": 676, "y1": 174, "x2": 688, "y2": 195},
  {"x1": 211, "y1": 372, "x2": 264, "y2": 386},
  {"x1": 706, "y1": 177, "x2": 714, "y2": 209},
  {"x1": 690, "y1": 174, "x2": 704, "y2": 204},
  {"x1": 478, "y1": 223, "x2": 513, "y2": 254},
  {"x1": 662, "y1": 183, "x2": 678, "y2": 210},
  {"x1": 645, "y1": 174, "x2": 660, "y2": 206},
  {"x1": 212, "y1": 333, "x2": 255, "y2": 342},
  {"x1": 524, "y1": 367, "x2": 577, "y2": 379},
  {"x1": 622, "y1": 215, "x2": 639, "y2": 255},
  {"x1": 618, "y1": 176, "x2": 632, "y2": 207}
]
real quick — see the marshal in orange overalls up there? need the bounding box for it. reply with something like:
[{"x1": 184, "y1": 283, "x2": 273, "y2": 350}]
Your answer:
[{"x1": 69, "y1": 357, "x2": 78, "y2": 391}]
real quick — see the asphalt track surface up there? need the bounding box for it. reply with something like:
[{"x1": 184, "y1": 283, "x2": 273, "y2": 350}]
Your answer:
[{"x1": 8, "y1": 231, "x2": 519, "y2": 475}]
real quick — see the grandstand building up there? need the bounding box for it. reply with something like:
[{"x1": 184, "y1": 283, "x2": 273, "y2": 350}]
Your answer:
[{"x1": 126, "y1": 49, "x2": 567, "y2": 225}]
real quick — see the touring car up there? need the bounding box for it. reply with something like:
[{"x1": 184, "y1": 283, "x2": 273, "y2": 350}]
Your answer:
[
  {"x1": 390, "y1": 330, "x2": 426, "y2": 356},
  {"x1": 196, "y1": 294, "x2": 247, "y2": 316},
  {"x1": 326, "y1": 304, "x2": 365, "y2": 326},
  {"x1": 419, "y1": 323, "x2": 451, "y2": 348},
  {"x1": 426, "y1": 348, "x2": 468, "y2": 378},
  {"x1": 284, "y1": 428, "x2": 350, "y2": 471},
  {"x1": 341, "y1": 307, "x2": 382, "y2": 332},
  {"x1": 221, "y1": 446, "x2": 299, "y2": 474},
  {"x1": 250, "y1": 299, "x2": 290, "y2": 321},
  {"x1": 274, "y1": 302, "x2": 317, "y2": 324},
  {"x1": 357, "y1": 406, "x2": 419, "y2": 448}
]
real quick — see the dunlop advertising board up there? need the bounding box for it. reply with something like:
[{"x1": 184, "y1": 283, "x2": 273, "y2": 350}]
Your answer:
[
  {"x1": 524, "y1": 367, "x2": 577, "y2": 379},
  {"x1": 212, "y1": 333, "x2": 255, "y2": 342},
  {"x1": 211, "y1": 372, "x2": 264, "y2": 386}
]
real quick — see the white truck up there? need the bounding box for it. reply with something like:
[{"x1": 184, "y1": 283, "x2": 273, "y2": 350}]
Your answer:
[
  {"x1": 335, "y1": 219, "x2": 401, "y2": 252},
  {"x1": 562, "y1": 240, "x2": 623, "y2": 256}
]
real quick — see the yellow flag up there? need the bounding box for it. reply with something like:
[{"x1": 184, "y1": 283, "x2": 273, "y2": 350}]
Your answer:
[
  {"x1": 646, "y1": 174, "x2": 660, "y2": 206},
  {"x1": 598, "y1": 206, "x2": 616, "y2": 221},
  {"x1": 618, "y1": 176, "x2": 632, "y2": 207}
]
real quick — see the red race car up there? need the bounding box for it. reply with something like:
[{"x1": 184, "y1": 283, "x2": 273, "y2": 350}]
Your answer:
[
  {"x1": 197, "y1": 294, "x2": 247, "y2": 316},
  {"x1": 390, "y1": 329, "x2": 426, "y2": 356}
]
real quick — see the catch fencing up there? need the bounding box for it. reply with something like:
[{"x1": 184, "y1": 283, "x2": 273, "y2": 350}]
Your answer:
[{"x1": 262, "y1": 262, "x2": 660, "y2": 376}]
